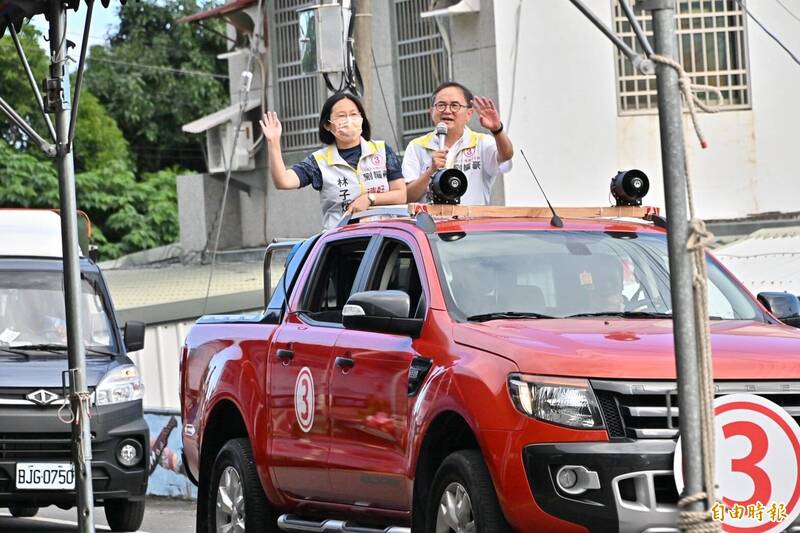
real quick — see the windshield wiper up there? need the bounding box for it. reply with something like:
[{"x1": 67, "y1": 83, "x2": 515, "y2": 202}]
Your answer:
[
  {"x1": 565, "y1": 311, "x2": 674, "y2": 319},
  {"x1": 0, "y1": 346, "x2": 31, "y2": 357},
  {"x1": 12, "y1": 344, "x2": 114, "y2": 356},
  {"x1": 467, "y1": 311, "x2": 555, "y2": 322},
  {"x1": 13, "y1": 343, "x2": 69, "y2": 354}
]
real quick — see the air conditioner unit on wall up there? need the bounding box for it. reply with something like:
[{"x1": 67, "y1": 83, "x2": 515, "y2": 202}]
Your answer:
[{"x1": 207, "y1": 121, "x2": 256, "y2": 174}]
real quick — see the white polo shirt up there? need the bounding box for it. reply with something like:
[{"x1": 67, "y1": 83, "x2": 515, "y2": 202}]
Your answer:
[{"x1": 402, "y1": 126, "x2": 512, "y2": 205}]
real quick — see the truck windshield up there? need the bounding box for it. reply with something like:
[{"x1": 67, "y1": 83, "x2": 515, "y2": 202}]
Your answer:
[
  {"x1": 0, "y1": 270, "x2": 116, "y2": 350},
  {"x1": 432, "y1": 230, "x2": 763, "y2": 322}
]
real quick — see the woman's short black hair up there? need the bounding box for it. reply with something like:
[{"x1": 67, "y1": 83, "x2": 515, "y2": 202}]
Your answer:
[
  {"x1": 431, "y1": 82, "x2": 474, "y2": 107},
  {"x1": 318, "y1": 92, "x2": 371, "y2": 145}
]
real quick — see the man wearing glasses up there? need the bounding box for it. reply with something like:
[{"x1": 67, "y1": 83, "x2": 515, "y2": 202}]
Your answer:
[{"x1": 402, "y1": 82, "x2": 514, "y2": 205}]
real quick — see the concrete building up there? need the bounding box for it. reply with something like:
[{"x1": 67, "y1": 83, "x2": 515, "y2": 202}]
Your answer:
[{"x1": 176, "y1": 0, "x2": 800, "y2": 253}]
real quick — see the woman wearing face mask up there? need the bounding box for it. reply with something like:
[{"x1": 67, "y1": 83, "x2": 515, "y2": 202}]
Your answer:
[{"x1": 260, "y1": 92, "x2": 406, "y2": 229}]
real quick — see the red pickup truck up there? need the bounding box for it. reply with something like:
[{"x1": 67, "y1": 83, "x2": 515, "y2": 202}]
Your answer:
[{"x1": 180, "y1": 205, "x2": 800, "y2": 533}]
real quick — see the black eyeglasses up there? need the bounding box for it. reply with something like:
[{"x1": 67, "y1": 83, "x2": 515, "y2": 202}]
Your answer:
[{"x1": 433, "y1": 101, "x2": 470, "y2": 113}]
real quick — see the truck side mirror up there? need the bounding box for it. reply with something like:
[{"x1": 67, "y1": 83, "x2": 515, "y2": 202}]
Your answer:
[
  {"x1": 342, "y1": 290, "x2": 423, "y2": 337},
  {"x1": 757, "y1": 292, "x2": 800, "y2": 328},
  {"x1": 123, "y1": 321, "x2": 146, "y2": 352}
]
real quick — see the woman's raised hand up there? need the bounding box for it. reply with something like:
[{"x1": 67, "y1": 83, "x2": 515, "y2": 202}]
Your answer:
[{"x1": 259, "y1": 111, "x2": 283, "y2": 143}]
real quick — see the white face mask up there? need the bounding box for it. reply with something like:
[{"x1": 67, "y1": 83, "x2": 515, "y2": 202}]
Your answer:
[{"x1": 328, "y1": 115, "x2": 363, "y2": 144}]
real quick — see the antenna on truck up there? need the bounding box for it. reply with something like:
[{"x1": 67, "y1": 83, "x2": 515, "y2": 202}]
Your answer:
[{"x1": 519, "y1": 150, "x2": 563, "y2": 228}]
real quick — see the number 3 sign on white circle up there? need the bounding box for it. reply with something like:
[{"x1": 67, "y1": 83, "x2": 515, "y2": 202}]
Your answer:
[
  {"x1": 674, "y1": 393, "x2": 800, "y2": 532},
  {"x1": 294, "y1": 367, "x2": 315, "y2": 433}
]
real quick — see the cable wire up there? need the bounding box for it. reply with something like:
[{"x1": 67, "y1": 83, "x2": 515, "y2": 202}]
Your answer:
[
  {"x1": 370, "y1": 44, "x2": 399, "y2": 149},
  {"x1": 770, "y1": 0, "x2": 800, "y2": 26},
  {"x1": 734, "y1": 0, "x2": 800, "y2": 67},
  {"x1": 88, "y1": 57, "x2": 229, "y2": 79},
  {"x1": 201, "y1": 0, "x2": 265, "y2": 314},
  {"x1": 505, "y1": 0, "x2": 523, "y2": 132}
]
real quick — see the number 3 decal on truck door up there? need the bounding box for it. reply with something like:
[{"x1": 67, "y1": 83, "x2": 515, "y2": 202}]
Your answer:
[{"x1": 294, "y1": 367, "x2": 315, "y2": 433}]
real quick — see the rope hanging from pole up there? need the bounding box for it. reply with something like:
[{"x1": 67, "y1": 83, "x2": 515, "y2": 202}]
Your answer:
[
  {"x1": 649, "y1": 54, "x2": 722, "y2": 149},
  {"x1": 650, "y1": 53, "x2": 720, "y2": 533}
]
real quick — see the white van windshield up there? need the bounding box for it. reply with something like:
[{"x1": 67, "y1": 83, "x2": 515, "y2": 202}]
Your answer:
[
  {"x1": 0, "y1": 270, "x2": 115, "y2": 350},
  {"x1": 432, "y1": 230, "x2": 763, "y2": 322}
]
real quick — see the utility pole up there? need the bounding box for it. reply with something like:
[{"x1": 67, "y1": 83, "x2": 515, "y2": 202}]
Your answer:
[
  {"x1": 47, "y1": 0, "x2": 96, "y2": 530},
  {"x1": 567, "y1": 0, "x2": 711, "y2": 527},
  {"x1": 353, "y1": 0, "x2": 372, "y2": 106},
  {"x1": 638, "y1": 0, "x2": 706, "y2": 519}
]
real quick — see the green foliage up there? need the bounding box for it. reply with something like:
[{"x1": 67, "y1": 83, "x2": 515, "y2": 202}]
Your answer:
[
  {"x1": 0, "y1": 17, "x2": 187, "y2": 258},
  {"x1": 85, "y1": 0, "x2": 229, "y2": 173},
  {"x1": 0, "y1": 140, "x2": 179, "y2": 259},
  {"x1": 0, "y1": 139, "x2": 59, "y2": 206},
  {"x1": 74, "y1": 91, "x2": 132, "y2": 173},
  {"x1": 78, "y1": 164, "x2": 180, "y2": 258}
]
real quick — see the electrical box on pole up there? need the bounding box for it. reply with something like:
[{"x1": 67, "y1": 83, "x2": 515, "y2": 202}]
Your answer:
[{"x1": 298, "y1": 3, "x2": 345, "y2": 74}]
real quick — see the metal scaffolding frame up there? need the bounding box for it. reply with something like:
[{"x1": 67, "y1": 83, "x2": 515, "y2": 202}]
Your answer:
[{"x1": 0, "y1": 0, "x2": 125, "y2": 530}]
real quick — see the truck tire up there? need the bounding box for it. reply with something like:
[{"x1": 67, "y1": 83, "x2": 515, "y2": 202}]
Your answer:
[
  {"x1": 105, "y1": 499, "x2": 145, "y2": 532},
  {"x1": 207, "y1": 438, "x2": 275, "y2": 533},
  {"x1": 8, "y1": 504, "x2": 38, "y2": 517},
  {"x1": 426, "y1": 449, "x2": 509, "y2": 533}
]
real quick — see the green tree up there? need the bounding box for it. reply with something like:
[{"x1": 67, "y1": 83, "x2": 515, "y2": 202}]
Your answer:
[
  {"x1": 85, "y1": 0, "x2": 229, "y2": 173},
  {"x1": 0, "y1": 139, "x2": 59, "y2": 206},
  {"x1": 0, "y1": 140, "x2": 180, "y2": 259},
  {"x1": 73, "y1": 91, "x2": 132, "y2": 173}
]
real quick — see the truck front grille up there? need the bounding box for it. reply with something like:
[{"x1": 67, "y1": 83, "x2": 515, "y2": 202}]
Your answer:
[
  {"x1": 0, "y1": 433, "x2": 74, "y2": 460},
  {"x1": 592, "y1": 380, "x2": 800, "y2": 440}
]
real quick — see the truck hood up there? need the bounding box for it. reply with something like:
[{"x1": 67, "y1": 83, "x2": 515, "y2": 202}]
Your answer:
[
  {"x1": 0, "y1": 356, "x2": 114, "y2": 388},
  {"x1": 453, "y1": 319, "x2": 800, "y2": 380}
]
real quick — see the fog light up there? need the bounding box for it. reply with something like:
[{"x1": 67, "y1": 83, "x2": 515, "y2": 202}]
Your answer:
[
  {"x1": 555, "y1": 465, "x2": 601, "y2": 495},
  {"x1": 557, "y1": 467, "x2": 578, "y2": 490},
  {"x1": 117, "y1": 439, "x2": 143, "y2": 467}
]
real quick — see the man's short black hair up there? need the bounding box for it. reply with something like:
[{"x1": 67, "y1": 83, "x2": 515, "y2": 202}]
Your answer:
[
  {"x1": 318, "y1": 92, "x2": 371, "y2": 145},
  {"x1": 431, "y1": 82, "x2": 474, "y2": 106}
]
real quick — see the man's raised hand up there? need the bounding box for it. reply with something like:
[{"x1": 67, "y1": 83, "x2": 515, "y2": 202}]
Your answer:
[{"x1": 472, "y1": 96, "x2": 502, "y2": 132}]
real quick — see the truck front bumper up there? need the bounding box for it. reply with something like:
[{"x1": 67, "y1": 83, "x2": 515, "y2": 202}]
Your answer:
[
  {"x1": 0, "y1": 399, "x2": 149, "y2": 507},
  {"x1": 524, "y1": 440, "x2": 679, "y2": 533},
  {"x1": 524, "y1": 439, "x2": 800, "y2": 533}
]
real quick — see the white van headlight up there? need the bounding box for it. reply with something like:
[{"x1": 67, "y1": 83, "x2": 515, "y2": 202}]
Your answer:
[
  {"x1": 95, "y1": 365, "x2": 144, "y2": 406},
  {"x1": 508, "y1": 374, "x2": 604, "y2": 429}
]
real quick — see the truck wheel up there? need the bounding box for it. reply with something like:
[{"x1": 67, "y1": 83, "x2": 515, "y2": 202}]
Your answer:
[
  {"x1": 427, "y1": 450, "x2": 509, "y2": 533},
  {"x1": 105, "y1": 499, "x2": 145, "y2": 532},
  {"x1": 8, "y1": 504, "x2": 38, "y2": 517},
  {"x1": 208, "y1": 438, "x2": 274, "y2": 533}
]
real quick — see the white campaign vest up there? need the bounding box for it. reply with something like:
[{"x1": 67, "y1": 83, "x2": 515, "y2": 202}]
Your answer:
[{"x1": 313, "y1": 138, "x2": 389, "y2": 229}]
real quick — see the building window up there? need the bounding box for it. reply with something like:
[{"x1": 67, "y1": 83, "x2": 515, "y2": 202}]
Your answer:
[
  {"x1": 270, "y1": 0, "x2": 322, "y2": 151},
  {"x1": 393, "y1": 0, "x2": 450, "y2": 144},
  {"x1": 613, "y1": 0, "x2": 750, "y2": 114}
]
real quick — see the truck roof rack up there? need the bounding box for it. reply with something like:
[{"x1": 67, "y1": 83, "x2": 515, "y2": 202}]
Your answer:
[
  {"x1": 336, "y1": 206, "x2": 413, "y2": 227},
  {"x1": 336, "y1": 204, "x2": 661, "y2": 233},
  {"x1": 412, "y1": 204, "x2": 660, "y2": 219}
]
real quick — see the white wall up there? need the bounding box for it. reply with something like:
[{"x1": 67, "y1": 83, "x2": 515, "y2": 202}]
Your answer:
[{"x1": 493, "y1": 1, "x2": 800, "y2": 219}]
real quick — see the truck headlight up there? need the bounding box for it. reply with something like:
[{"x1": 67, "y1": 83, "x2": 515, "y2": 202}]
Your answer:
[
  {"x1": 96, "y1": 365, "x2": 144, "y2": 406},
  {"x1": 508, "y1": 374, "x2": 604, "y2": 429}
]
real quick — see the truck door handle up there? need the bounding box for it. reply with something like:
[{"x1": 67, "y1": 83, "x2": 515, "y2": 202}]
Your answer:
[
  {"x1": 335, "y1": 356, "x2": 354, "y2": 370},
  {"x1": 277, "y1": 348, "x2": 294, "y2": 361}
]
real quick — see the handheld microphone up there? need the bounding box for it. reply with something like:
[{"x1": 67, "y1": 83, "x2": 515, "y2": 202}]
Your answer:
[
  {"x1": 430, "y1": 122, "x2": 465, "y2": 204},
  {"x1": 435, "y1": 122, "x2": 447, "y2": 150}
]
